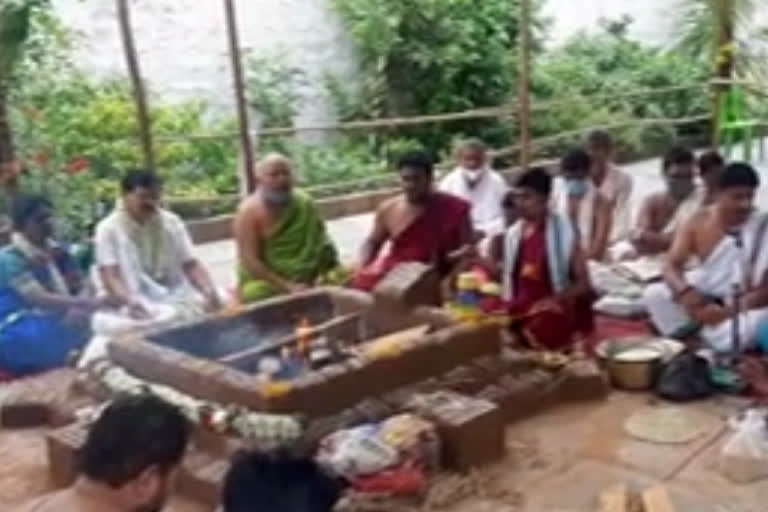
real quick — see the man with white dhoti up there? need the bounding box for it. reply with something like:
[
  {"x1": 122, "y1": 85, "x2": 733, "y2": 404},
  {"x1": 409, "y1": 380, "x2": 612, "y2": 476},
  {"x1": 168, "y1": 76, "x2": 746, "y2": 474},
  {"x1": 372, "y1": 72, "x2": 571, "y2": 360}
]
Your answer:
[
  {"x1": 439, "y1": 139, "x2": 509, "y2": 238},
  {"x1": 612, "y1": 146, "x2": 704, "y2": 261},
  {"x1": 555, "y1": 148, "x2": 612, "y2": 261},
  {"x1": 644, "y1": 163, "x2": 768, "y2": 353},
  {"x1": 88, "y1": 170, "x2": 220, "y2": 347}
]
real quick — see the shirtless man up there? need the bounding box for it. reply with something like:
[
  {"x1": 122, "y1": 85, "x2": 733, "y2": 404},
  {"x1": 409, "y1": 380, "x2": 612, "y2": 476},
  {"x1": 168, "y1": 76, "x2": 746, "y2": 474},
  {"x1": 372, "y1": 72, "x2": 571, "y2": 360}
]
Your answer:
[
  {"x1": 14, "y1": 394, "x2": 189, "y2": 512},
  {"x1": 353, "y1": 151, "x2": 473, "y2": 292},
  {"x1": 698, "y1": 150, "x2": 725, "y2": 206},
  {"x1": 627, "y1": 146, "x2": 700, "y2": 257},
  {"x1": 644, "y1": 162, "x2": 768, "y2": 352},
  {"x1": 559, "y1": 148, "x2": 612, "y2": 260},
  {"x1": 234, "y1": 154, "x2": 339, "y2": 303}
]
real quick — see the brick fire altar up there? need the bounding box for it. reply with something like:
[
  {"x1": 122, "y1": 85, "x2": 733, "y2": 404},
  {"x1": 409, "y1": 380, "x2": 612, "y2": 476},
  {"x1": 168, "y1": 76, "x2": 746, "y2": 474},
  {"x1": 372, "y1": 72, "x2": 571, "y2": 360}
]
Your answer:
[{"x1": 107, "y1": 287, "x2": 500, "y2": 417}]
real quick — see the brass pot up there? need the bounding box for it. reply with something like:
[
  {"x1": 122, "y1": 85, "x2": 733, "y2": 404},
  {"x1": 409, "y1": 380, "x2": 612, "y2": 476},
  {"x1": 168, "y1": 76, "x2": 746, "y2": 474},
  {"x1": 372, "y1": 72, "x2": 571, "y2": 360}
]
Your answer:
[{"x1": 597, "y1": 339, "x2": 666, "y2": 391}]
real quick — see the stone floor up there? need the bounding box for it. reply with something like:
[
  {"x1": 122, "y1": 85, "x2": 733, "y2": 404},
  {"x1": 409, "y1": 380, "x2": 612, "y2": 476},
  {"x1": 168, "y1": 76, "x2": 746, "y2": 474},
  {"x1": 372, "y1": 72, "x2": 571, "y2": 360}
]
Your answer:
[
  {"x1": 0, "y1": 392, "x2": 761, "y2": 511},
  {"x1": 197, "y1": 146, "x2": 768, "y2": 290}
]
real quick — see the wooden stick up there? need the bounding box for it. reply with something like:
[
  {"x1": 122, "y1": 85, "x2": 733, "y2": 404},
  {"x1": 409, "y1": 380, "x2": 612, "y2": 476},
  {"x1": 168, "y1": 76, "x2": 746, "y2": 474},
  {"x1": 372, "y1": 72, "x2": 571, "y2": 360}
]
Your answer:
[
  {"x1": 222, "y1": 0, "x2": 255, "y2": 193},
  {"x1": 164, "y1": 114, "x2": 706, "y2": 203},
  {"x1": 116, "y1": 0, "x2": 155, "y2": 171},
  {"x1": 518, "y1": 0, "x2": 533, "y2": 169},
  {"x1": 149, "y1": 85, "x2": 706, "y2": 142},
  {"x1": 217, "y1": 313, "x2": 360, "y2": 366}
]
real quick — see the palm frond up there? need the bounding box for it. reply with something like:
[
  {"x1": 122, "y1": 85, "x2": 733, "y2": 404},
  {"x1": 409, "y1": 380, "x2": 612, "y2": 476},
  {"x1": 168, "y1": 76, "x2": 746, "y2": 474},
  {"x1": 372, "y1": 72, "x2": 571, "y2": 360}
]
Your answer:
[{"x1": 670, "y1": 0, "x2": 767, "y2": 77}]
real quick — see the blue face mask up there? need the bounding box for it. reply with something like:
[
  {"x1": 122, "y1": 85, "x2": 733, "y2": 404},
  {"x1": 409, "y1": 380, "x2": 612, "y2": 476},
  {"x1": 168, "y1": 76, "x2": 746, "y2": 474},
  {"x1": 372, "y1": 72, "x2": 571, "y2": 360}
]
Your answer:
[{"x1": 565, "y1": 178, "x2": 589, "y2": 198}]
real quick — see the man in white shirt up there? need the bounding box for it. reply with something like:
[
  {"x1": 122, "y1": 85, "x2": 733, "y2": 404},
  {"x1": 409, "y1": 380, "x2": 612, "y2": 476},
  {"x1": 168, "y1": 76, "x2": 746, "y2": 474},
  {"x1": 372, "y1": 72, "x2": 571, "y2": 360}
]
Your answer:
[
  {"x1": 82, "y1": 170, "x2": 221, "y2": 360},
  {"x1": 438, "y1": 139, "x2": 509, "y2": 237},
  {"x1": 585, "y1": 129, "x2": 633, "y2": 245}
]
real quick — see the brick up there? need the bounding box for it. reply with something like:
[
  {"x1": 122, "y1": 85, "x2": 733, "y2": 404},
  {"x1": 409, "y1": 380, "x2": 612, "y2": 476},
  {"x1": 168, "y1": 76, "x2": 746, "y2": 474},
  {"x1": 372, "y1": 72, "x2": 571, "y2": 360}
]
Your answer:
[
  {"x1": 499, "y1": 348, "x2": 537, "y2": 374},
  {"x1": 472, "y1": 355, "x2": 509, "y2": 381},
  {"x1": 300, "y1": 415, "x2": 345, "y2": 452},
  {"x1": 282, "y1": 371, "x2": 328, "y2": 417},
  {"x1": 46, "y1": 422, "x2": 88, "y2": 487},
  {"x1": 497, "y1": 370, "x2": 558, "y2": 423},
  {"x1": 353, "y1": 398, "x2": 392, "y2": 423},
  {"x1": 558, "y1": 360, "x2": 609, "y2": 402},
  {"x1": 413, "y1": 392, "x2": 505, "y2": 472},
  {"x1": 439, "y1": 366, "x2": 487, "y2": 395},
  {"x1": 381, "y1": 384, "x2": 421, "y2": 410},
  {"x1": 316, "y1": 363, "x2": 361, "y2": 413},
  {"x1": 477, "y1": 384, "x2": 508, "y2": 405},
  {"x1": 373, "y1": 262, "x2": 440, "y2": 307},
  {"x1": 0, "y1": 368, "x2": 90, "y2": 428}
]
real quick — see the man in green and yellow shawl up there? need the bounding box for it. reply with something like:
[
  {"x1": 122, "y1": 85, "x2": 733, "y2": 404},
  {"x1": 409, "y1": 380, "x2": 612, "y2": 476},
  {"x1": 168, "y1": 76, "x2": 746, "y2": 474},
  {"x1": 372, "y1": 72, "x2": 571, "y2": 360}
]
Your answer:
[{"x1": 234, "y1": 154, "x2": 343, "y2": 303}]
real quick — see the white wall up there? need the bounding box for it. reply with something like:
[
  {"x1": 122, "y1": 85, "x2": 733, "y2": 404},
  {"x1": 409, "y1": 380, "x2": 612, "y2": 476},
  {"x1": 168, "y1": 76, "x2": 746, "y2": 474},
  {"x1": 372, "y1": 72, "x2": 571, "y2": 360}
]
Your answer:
[
  {"x1": 51, "y1": 0, "x2": 766, "y2": 127},
  {"x1": 52, "y1": 0, "x2": 358, "y2": 129},
  {"x1": 542, "y1": 0, "x2": 676, "y2": 47}
]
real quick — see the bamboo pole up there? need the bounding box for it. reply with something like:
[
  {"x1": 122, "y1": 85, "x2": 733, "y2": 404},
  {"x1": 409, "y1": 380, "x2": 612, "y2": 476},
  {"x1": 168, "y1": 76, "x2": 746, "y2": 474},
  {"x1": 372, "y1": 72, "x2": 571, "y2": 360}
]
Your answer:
[
  {"x1": 518, "y1": 0, "x2": 533, "y2": 169},
  {"x1": 166, "y1": 113, "x2": 711, "y2": 203},
  {"x1": 116, "y1": 0, "x2": 155, "y2": 171},
  {"x1": 223, "y1": 0, "x2": 256, "y2": 194},
  {"x1": 712, "y1": 3, "x2": 735, "y2": 149},
  {"x1": 67, "y1": 83, "x2": 705, "y2": 145}
]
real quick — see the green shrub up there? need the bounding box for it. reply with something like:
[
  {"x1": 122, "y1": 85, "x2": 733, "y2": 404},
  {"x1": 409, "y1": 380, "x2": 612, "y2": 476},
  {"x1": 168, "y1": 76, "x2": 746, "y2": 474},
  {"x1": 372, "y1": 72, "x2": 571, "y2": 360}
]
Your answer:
[{"x1": 531, "y1": 19, "x2": 712, "y2": 158}]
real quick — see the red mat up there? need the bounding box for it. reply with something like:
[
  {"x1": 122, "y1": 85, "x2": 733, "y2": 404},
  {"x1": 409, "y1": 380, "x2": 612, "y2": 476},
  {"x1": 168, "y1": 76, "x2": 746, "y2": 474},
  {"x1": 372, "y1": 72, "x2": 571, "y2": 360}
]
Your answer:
[{"x1": 594, "y1": 315, "x2": 651, "y2": 340}]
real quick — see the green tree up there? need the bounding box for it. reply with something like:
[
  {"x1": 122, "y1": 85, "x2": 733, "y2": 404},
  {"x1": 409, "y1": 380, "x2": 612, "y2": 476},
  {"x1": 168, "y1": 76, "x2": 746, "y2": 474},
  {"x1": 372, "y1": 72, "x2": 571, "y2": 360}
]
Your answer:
[
  {"x1": 0, "y1": 0, "x2": 50, "y2": 178},
  {"x1": 532, "y1": 19, "x2": 711, "y2": 158},
  {"x1": 329, "y1": 0, "x2": 541, "y2": 150}
]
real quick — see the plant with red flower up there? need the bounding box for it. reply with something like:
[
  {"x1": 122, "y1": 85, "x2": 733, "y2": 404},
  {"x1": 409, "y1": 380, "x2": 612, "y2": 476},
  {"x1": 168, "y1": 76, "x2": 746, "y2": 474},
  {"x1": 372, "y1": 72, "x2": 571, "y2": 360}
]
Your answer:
[
  {"x1": 34, "y1": 150, "x2": 50, "y2": 167},
  {"x1": 66, "y1": 158, "x2": 90, "y2": 175}
]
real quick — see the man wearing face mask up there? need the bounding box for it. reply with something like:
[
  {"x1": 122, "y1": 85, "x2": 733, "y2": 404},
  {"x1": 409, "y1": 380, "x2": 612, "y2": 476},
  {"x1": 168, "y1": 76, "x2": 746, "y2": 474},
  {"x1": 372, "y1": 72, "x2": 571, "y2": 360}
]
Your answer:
[
  {"x1": 14, "y1": 393, "x2": 190, "y2": 512},
  {"x1": 235, "y1": 153, "x2": 340, "y2": 303},
  {"x1": 558, "y1": 148, "x2": 612, "y2": 261},
  {"x1": 438, "y1": 139, "x2": 508, "y2": 237},
  {"x1": 618, "y1": 146, "x2": 702, "y2": 260}
]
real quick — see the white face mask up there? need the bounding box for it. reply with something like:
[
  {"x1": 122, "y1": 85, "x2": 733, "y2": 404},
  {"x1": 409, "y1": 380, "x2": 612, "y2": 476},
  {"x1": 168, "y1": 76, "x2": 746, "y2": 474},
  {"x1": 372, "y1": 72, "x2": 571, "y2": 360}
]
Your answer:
[{"x1": 460, "y1": 167, "x2": 485, "y2": 186}]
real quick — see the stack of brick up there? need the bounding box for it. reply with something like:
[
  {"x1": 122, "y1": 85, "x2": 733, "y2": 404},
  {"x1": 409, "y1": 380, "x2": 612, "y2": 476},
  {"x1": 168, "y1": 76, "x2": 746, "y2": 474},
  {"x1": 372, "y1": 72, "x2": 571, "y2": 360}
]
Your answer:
[
  {"x1": 0, "y1": 369, "x2": 93, "y2": 428},
  {"x1": 404, "y1": 391, "x2": 506, "y2": 471}
]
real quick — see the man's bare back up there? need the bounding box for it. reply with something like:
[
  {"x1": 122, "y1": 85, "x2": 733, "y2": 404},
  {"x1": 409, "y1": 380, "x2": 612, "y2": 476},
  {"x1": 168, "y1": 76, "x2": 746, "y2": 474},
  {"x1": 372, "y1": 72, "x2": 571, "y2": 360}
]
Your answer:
[{"x1": 13, "y1": 489, "x2": 117, "y2": 512}]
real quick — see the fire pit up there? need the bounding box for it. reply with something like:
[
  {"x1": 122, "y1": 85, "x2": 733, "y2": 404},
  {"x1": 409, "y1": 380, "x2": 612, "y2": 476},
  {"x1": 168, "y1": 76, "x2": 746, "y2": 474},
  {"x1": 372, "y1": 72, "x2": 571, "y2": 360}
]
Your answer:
[{"x1": 108, "y1": 288, "x2": 501, "y2": 417}]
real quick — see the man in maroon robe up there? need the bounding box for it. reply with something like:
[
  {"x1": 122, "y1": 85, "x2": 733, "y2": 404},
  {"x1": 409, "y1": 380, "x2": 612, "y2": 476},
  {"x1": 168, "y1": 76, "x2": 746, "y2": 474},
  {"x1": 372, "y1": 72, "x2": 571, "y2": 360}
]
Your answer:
[
  {"x1": 353, "y1": 151, "x2": 473, "y2": 291},
  {"x1": 503, "y1": 167, "x2": 595, "y2": 350}
]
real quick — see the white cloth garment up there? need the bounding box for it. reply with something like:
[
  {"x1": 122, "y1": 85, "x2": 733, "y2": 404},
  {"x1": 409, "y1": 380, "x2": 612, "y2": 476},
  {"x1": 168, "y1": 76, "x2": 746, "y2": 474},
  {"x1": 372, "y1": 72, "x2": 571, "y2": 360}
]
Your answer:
[
  {"x1": 553, "y1": 165, "x2": 633, "y2": 245},
  {"x1": 552, "y1": 177, "x2": 597, "y2": 253},
  {"x1": 609, "y1": 186, "x2": 706, "y2": 262},
  {"x1": 89, "y1": 204, "x2": 206, "y2": 345},
  {"x1": 439, "y1": 167, "x2": 508, "y2": 236},
  {"x1": 643, "y1": 212, "x2": 768, "y2": 353},
  {"x1": 502, "y1": 212, "x2": 576, "y2": 302}
]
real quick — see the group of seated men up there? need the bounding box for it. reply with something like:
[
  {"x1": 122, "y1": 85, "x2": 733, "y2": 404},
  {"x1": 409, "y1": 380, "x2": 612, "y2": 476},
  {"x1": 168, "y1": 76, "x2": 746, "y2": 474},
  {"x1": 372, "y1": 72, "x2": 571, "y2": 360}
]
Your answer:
[{"x1": 0, "y1": 129, "x2": 762, "y2": 376}]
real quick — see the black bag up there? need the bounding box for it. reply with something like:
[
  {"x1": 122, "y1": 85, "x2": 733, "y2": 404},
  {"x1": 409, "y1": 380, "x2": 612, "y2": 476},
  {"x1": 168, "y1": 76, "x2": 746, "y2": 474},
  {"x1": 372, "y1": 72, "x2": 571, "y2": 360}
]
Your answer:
[{"x1": 655, "y1": 351, "x2": 714, "y2": 402}]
